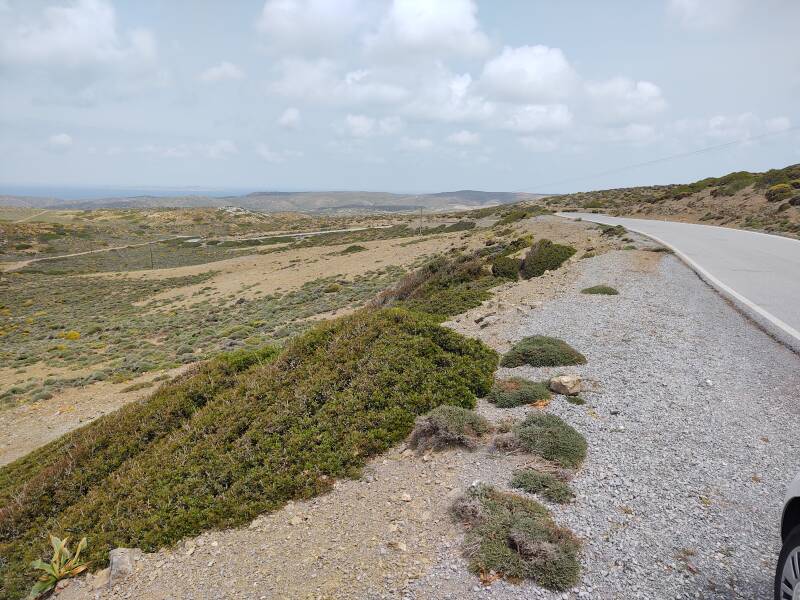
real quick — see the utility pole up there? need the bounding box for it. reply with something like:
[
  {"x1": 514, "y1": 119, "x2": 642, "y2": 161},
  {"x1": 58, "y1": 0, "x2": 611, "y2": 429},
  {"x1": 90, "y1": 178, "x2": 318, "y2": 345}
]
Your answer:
[{"x1": 149, "y1": 243, "x2": 155, "y2": 270}]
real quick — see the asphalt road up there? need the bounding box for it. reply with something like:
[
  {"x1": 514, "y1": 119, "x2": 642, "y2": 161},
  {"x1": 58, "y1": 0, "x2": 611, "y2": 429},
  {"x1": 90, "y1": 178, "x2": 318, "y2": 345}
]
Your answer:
[{"x1": 558, "y1": 213, "x2": 800, "y2": 350}]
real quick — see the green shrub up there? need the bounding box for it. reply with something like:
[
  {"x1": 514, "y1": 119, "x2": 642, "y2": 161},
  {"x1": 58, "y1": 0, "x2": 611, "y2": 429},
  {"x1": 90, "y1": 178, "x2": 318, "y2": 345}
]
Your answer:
[
  {"x1": 323, "y1": 283, "x2": 342, "y2": 293},
  {"x1": 495, "y1": 209, "x2": 533, "y2": 227},
  {"x1": 600, "y1": 224, "x2": 626, "y2": 237},
  {"x1": 487, "y1": 377, "x2": 551, "y2": 408},
  {"x1": 0, "y1": 309, "x2": 497, "y2": 600},
  {"x1": 372, "y1": 253, "x2": 500, "y2": 321},
  {"x1": 451, "y1": 484, "x2": 581, "y2": 590},
  {"x1": 519, "y1": 240, "x2": 576, "y2": 279},
  {"x1": 500, "y1": 336, "x2": 586, "y2": 368},
  {"x1": 566, "y1": 395, "x2": 585, "y2": 406},
  {"x1": 766, "y1": 184, "x2": 793, "y2": 203},
  {"x1": 581, "y1": 285, "x2": 618, "y2": 295},
  {"x1": 443, "y1": 220, "x2": 476, "y2": 232},
  {"x1": 339, "y1": 245, "x2": 367, "y2": 254},
  {"x1": 491, "y1": 256, "x2": 520, "y2": 280},
  {"x1": 512, "y1": 412, "x2": 587, "y2": 468},
  {"x1": 408, "y1": 405, "x2": 490, "y2": 451},
  {"x1": 511, "y1": 469, "x2": 575, "y2": 504}
]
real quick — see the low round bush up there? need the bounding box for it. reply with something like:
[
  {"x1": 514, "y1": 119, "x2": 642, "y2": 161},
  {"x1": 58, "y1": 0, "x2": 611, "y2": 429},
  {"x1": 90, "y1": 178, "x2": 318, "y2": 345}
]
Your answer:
[
  {"x1": 520, "y1": 240, "x2": 576, "y2": 279},
  {"x1": 512, "y1": 412, "x2": 587, "y2": 468},
  {"x1": 451, "y1": 484, "x2": 581, "y2": 590},
  {"x1": 491, "y1": 256, "x2": 520, "y2": 280},
  {"x1": 511, "y1": 469, "x2": 574, "y2": 504},
  {"x1": 500, "y1": 336, "x2": 586, "y2": 368},
  {"x1": 408, "y1": 405, "x2": 490, "y2": 451},
  {"x1": 581, "y1": 285, "x2": 618, "y2": 295},
  {"x1": 487, "y1": 377, "x2": 550, "y2": 408},
  {"x1": 766, "y1": 183, "x2": 793, "y2": 203}
]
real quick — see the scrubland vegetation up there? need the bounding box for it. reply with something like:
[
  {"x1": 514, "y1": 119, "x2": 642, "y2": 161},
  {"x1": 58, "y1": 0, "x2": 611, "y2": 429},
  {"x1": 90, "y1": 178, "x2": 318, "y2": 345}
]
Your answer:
[
  {"x1": 547, "y1": 162, "x2": 800, "y2": 237},
  {"x1": 0, "y1": 201, "x2": 598, "y2": 598},
  {"x1": 0, "y1": 309, "x2": 497, "y2": 599}
]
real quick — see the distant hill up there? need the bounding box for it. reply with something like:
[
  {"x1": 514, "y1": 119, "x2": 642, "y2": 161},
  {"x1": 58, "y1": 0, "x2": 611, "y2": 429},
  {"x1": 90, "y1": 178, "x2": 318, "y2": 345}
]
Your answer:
[
  {"x1": 0, "y1": 190, "x2": 547, "y2": 214},
  {"x1": 545, "y1": 163, "x2": 800, "y2": 238}
]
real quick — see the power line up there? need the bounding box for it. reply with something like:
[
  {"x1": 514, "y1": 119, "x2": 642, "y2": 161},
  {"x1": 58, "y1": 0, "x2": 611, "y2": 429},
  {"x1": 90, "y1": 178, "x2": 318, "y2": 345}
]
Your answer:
[{"x1": 513, "y1": 124, "x2": 800, "y2": 194}]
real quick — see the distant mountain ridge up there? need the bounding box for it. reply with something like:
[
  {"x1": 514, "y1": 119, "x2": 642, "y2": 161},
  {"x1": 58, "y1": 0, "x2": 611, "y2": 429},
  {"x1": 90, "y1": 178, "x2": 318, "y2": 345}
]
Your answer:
[{"x1": 0, "y1": 189, "x2": 546, "y2": 213}]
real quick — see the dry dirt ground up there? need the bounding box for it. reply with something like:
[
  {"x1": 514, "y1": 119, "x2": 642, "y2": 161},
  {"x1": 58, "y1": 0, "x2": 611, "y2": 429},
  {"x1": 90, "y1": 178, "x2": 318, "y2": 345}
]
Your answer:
[{"x1": 0, "y1": 366, "x2": 189, "y2": 467}]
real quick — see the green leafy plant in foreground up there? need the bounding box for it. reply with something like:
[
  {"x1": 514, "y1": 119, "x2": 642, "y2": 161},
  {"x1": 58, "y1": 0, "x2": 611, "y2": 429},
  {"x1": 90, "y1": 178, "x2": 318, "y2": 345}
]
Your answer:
[{"x1": 27, "y1": 536, "x2": 88, "y2": 599}]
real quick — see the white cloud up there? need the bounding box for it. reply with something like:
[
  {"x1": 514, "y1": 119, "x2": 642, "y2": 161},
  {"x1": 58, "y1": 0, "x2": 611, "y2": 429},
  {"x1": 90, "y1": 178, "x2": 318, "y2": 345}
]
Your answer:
[
  {"x1": 404, "y1": 71, "x2": 494, "y2": 123},
  {"x1": 667, "y1": 0, "x2": 747, "y2": 29},
  {"x1": 256, "y1": 0, "x2": 363, "y2": 54},
  {"x1": 670, "y1": 113, "x2": 791, "y2": 144},
  {"x1": 338, "y1": 114, "x2": 403, "y2": 138},
  {"x1": 0, "y1": 0, "x2": 162, "y2": 98},
  {"x1": 400, "y1": 136, "x2": 434, "y2": 150},
  {"x1": 277, "y1": 107, "x2": 301, "y2": 129},
  {"x1": 199, "y1": 61, "x2": 245, "y2": 83},
  {"x1": 518, "y1": 136, "x2": 560, "y2": 153},
  {"x1": 271, "y1": 59, "x2": 409, "y2": 107},
  {"x1": 447, "y1": 130, "x2": 480, "y2": 145},
  {"x1": 502, "y1": 104, "x2": 573, "y2": 133},
  {"x1": 343, "y1": 114, "x2": 376, "y2": 138},
  {"x1": 255, "y1": 143, "x2": 302, "y2": 163},
  {"x1": 481, "y1": 45, "x2": 577, "y2": 103},
  {"x1": 766, "y1": 116, "x2": 792, "y2": 133},
  {"x1": 604, "y1": 123, "x2": 660, "y2": 145},
  {"x1": 139, "y1": 139, "x2": 238, "y2": 159},
  {"x1": 366, "y1": 0, "x2": 489, "y2": 58},
  {"x1": 585, "y1": 77, "x2": 667, "y2": 125},
  {"x1": 46, "y1": 133, "x2": 73, "y2": 152},
  {"x1": 202, "y1": 139, "x2": 238, "y2": 159}
]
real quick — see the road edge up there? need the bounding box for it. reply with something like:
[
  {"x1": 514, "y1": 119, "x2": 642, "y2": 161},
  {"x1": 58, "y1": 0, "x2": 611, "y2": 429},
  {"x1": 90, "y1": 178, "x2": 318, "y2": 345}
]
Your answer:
[{"x1": 561, "y1": 214, "x2": 800, "y2": 355}]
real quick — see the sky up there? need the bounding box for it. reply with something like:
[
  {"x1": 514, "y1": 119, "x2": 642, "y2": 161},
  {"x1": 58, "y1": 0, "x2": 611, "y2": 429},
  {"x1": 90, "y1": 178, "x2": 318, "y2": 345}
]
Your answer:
[{"x1": 0, "y1": 0, "x2": 799, "y2": 195}]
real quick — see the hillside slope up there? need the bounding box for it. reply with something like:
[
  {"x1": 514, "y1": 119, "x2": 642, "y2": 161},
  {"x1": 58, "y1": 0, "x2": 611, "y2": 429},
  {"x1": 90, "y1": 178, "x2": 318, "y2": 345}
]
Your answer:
[
  {"x1": 544, "y1": 163, "x2": 800, "y2": 238},
  {"x1": 0, "y1": 308, "x2": 497, "y2": 600}
]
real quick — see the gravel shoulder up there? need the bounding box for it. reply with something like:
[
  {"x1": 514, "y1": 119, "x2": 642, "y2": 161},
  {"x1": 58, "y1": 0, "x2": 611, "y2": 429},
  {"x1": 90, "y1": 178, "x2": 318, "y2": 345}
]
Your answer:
[{"x1": 58, "y1": 247, "x2": 800, "y2": 600}]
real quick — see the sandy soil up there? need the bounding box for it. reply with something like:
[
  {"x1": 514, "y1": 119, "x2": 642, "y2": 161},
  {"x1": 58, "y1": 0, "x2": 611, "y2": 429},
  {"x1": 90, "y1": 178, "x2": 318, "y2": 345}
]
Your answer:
[
  {"x1": 124, "y1": 234, "x2": 472, "y2": 309},
  {"x1": 0, "y1": 367, "x2": 188, "y2": 467}
]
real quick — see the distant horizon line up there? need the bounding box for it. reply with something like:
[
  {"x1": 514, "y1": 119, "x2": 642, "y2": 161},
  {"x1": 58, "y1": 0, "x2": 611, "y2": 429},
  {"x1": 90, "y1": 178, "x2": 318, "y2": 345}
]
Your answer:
[{"x1": 0, "y1": 183, "x2": 554, "y2": 201}]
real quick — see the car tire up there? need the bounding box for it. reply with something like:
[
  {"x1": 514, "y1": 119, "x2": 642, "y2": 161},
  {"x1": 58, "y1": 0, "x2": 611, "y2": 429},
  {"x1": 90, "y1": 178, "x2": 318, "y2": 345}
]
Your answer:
[{"x1": 775, "y1": 524, "x2": 800, "y2": 599}]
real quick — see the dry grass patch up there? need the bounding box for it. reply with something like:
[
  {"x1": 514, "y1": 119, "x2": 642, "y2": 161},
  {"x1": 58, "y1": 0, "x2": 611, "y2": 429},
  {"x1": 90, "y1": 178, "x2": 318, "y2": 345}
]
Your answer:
[
  {"x1": 486, "y1": 377, "x2": 551, "y2": 408},
  {"x1": 452, "y1": 484, "x2": 581, "y2": 590},
  {"x1": 408, "y1": 406, "x2": 490, "y2": 452}
]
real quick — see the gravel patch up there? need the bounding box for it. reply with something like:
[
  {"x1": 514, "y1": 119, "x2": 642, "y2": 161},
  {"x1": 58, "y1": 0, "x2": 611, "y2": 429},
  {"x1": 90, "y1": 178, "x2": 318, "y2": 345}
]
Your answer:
[{"x1": 410, "y1": 250, "x2": 800, "y2": 599}]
